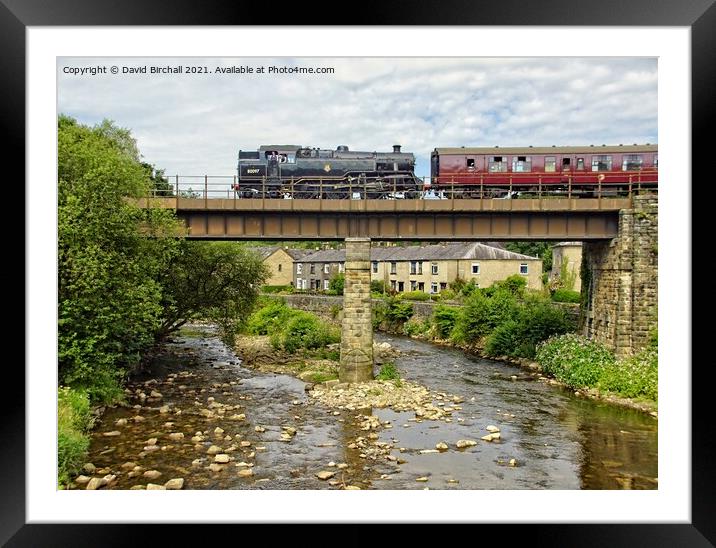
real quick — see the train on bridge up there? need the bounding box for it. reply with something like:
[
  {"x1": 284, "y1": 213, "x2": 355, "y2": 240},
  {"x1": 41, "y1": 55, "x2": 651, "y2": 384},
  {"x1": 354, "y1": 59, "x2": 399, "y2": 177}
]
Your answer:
[{"x1": 233, "y1": 143, "x2": 658, "y2": 199}]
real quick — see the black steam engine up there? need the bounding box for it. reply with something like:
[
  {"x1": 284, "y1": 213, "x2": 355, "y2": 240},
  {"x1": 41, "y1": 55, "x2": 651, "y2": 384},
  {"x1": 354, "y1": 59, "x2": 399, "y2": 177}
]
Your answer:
[{"x1": 235, "y1": 144, "x2": 421, "y2": 198}]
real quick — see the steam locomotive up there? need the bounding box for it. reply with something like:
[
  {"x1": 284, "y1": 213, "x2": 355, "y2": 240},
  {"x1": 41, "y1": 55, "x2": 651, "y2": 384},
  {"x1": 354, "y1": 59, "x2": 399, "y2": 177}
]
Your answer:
[
  {"x1": 234, "y1": 144, "x2": 421, "y2": 198},
  {"x1": 234, "y1": 143, "x2": 658, "y2": 198}
]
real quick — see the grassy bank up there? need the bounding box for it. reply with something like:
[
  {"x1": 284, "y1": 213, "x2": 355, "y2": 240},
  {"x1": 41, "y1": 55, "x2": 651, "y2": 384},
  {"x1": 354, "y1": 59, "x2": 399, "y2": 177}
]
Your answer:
[{"x1": 57, "y1": 387, "x2": 94, "y2": 488}]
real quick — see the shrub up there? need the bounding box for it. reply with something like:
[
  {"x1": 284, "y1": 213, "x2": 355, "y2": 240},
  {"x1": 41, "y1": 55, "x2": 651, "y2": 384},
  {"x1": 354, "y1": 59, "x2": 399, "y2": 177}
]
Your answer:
[
  {"x1": 246, "y1": 300, "x2": 290, "y2": 335},
  {"x1": 491, "y1": 274, "x2": 527, "y2": 296},
  {"x1": 261, "y1": 285, "x2": 294, "y2": 294},
  {"x1": 276, "y1": 310, "x2": 340, "y2": 353},
  {"x1": 403, "y1": 317, "x2": 432, "y2": 337},
  {"x1": 552, "y1": 289, "x2": 581, "y2": 303},
  {"x1": 400, "y1": 291, "x2": 430, "y2": 301},
  {"x1": 599, "y1": 348, "x2": 658, "y2": 401},
  {"x1": 376, "y1": 361, "x2": 400, "y2": 381},
  {"x1": 58, "y1": 387, "x2": 93, "y2": 487},
  {"x1": 433, "y1": 305, "x2": 459, "y2": 339},
  {"x1": 385, "y1": 297, "x2": 414, "y2": 324},
  {"x1": 515, "y1": 295, "x2": 573, "y2": 357},
  {"x1": 536, "y1": 334, "x2": 616, "y2": 388},
  {"x1": 328, "y1": 273, "x2": 345, "y2": 295},
  {"x1": 452, "y1": 290, "x2": 490, "y2": 343},
  {"x1": 437, "y1": 288, "x2": 456, "y2": 301},
  {"x1": 370, "y1": 280, "x2": 388, "y2": 294},
  {"x1": 484, "y1": 320, "x2": 522, "y2": 357}
]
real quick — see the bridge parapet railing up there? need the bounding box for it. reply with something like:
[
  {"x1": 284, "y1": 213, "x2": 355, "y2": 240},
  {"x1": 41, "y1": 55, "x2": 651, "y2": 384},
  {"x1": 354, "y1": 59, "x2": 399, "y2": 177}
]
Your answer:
[{"x1": 146, "y1": 173, "x2": 658, "y2": 204}]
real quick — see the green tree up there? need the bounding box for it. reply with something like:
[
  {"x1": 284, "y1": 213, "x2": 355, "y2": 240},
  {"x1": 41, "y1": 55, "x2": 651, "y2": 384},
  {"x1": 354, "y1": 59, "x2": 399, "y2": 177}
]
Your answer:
[
  {"x1": 142, "y1": 162, "x2": 174, "y2": 196},
  {"x1": 505, "y1": 241, "x2": 552, "y2": 271},
  {"x1": 58, "y1": 115, "x2": 181, "y2": 402},
  {"x1": 328, "y1": 273, "x2": 345, "y2": 295},
  {"x1": 157, "y1": 241, "x2": 269, "y2": 345}
]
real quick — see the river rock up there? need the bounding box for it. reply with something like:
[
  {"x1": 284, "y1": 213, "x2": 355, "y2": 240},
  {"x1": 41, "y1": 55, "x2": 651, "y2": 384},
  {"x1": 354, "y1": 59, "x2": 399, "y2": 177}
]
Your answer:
[
  {"x1": 344, "y1": 485, "x2": 361, "y2": 490},
  {"x1": 214, "y1": 454, "x2": 231, "y2": 463},
  {"x1": 456, "y1": 439, "x2": 477, "y2": 448},
  {"x1": 85, "y1": 477, "x2": 106, "y2": 490},
  {"x1": 206, "y1": 445, "x2": 222, "y2": 455},
  {"x1": 146, "y1": 483, "x2": 166, "y2": 490},
  {"x1": 159, "y1": 406, "x2": 170, "y2": 414},
  {"x1": 214, "y1": 427, "x2": 224, "y2": 434},
  {"x1": 143, "y1": 470, "x2": 162, "y2": 480},
  {"x1": 481, "y1": 433, "x2": 501, "y2": 442},
  {"x1": 130, "y1": 485, "x2": 145, "y2": 490},
  {"x1": 150, "y1": 390, "x2": 162, "y2": 398},
  {"x1": 315, "y1": 471, "x2": 335, "y2": 480},
  {"x1": 208, "y1": 463, "x2": 225, "y2": 472},
  {"x1": 74, "y1": 475, "x2": 91, "y2": 485},
  {"x1": 486, "y1": 425, "x2": 500, "y2": 433},
  {"x1": 337, "y1": 463, "x2": 348, "y2": 469},
  {"x1": 103, "y1": 431, "x2": 121, "y2": 437},
  {"x1": 240, "y1": 441, "x2": 251, "y2": 447},
  {"x1": 121, "y1": 461, "x2": 137, "y2": 470},
  {"x1": 254, "y1": 426, "x2": 266, "y2": 433},
  {"x1": 435, "y1": 442, "x2": 449, "y2": 451},
  {"x1": 509, "y1": 459, "x2": 517, "y2": 467},
  {"x1": 229, "y1": 414, "x2": 246, "y2": 421},
  {"x1": 82, "y1": 463, "x2": 96, "y2": 474},
  {"x1": 238, "y1": 469, "x2": 254, "y2": 477},
  {"x1": 147, "y1": 437, "x2": 158, "y2": 446},
  {"x1": 132, "y1": 415, "x2": 145, "y2": 422},
  {"x1": 115, "y1": 418, "x2": 128, "y2": 426},
  {"x1": 419, "y1": 449, "x2": 439, "y2": 454},
  {"x1": 415, "y1": 477, "x2": 429, "y2": 482},
  {"x1": 165, "y1": 478, "x2": 184, "y2": 490},
  {"x1": 168, "y1": 432, "x2": 184, "y2": 441}
]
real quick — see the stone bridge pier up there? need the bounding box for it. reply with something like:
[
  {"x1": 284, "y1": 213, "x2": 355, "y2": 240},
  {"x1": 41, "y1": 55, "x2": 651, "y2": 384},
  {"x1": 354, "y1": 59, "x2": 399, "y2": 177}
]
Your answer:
[
  {"x1": 582, "y1": 194, "x2": 658, "y2": 359},
  {"x1": 339, "y1": 238, "x2": 374, "y2": 383}
]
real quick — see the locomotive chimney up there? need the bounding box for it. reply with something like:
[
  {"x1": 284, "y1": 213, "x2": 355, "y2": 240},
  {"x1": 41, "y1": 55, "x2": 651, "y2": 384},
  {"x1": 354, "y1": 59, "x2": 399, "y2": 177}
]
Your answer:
[{"x1": 393, "y1": 144, "x2": 401, "y2": 153}]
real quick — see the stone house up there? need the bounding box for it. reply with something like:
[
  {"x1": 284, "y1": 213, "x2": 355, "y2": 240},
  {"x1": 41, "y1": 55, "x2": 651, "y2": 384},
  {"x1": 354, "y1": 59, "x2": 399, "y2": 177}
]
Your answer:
[
  {"x1": 248, "y1": 246, "x2": 310, "y2": 286},
  {"x1": 550, "y1": 242, "x2": 583, "y2": 292},
  {"x1": 293, "y1": 242, "x2": 542, "y2": 292}
]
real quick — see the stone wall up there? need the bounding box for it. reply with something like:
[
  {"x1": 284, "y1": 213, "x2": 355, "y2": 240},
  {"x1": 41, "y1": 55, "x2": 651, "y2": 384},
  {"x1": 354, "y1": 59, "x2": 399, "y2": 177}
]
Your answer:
[{"x1": 582, "y1": 194, "x2": 658, "y2": 358}]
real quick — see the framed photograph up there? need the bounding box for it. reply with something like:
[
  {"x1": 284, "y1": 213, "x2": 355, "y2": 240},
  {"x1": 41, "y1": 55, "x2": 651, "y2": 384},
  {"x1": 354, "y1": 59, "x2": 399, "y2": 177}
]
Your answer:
[{"x1": 13, "y1": 0, "x2": 708, "y2": 544}]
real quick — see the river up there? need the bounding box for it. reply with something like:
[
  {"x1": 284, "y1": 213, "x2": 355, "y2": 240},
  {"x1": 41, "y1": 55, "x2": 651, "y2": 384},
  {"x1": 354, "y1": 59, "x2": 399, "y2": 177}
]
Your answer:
[{"x1": 73, "y1": 324, "x2": 657, "y2": 490}]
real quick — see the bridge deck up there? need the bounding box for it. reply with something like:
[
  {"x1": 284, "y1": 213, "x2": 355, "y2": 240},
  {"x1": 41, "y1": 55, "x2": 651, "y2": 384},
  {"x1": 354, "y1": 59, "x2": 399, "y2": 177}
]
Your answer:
[{"x1": 138, "y1": 197, "x2": 633, "y2": 240}]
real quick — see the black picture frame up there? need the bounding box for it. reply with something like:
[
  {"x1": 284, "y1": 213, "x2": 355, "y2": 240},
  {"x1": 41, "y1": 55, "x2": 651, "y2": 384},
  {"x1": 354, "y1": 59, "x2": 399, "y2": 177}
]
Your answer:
[{"x1": 8, "y1": 0, "x2": 710, "y2": 545}]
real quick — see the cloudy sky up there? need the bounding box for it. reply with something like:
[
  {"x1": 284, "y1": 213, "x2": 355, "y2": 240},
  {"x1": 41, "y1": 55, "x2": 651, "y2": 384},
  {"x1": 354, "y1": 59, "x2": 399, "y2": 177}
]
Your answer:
[{"x1": 57, "y1": 57, "x2": 657, "y2": 177}]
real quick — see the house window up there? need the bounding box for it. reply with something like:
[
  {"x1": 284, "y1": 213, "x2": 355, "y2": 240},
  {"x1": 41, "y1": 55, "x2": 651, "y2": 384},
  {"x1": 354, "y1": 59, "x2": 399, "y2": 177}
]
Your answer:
[
  {"x1": 296, "y1": 278, "x2": 303, "y2": 289},
  {"x1": 410, "y1": 280, "x2": 417, "y2": 291},
  {"x1": 544, "y1": 156, "x2": 556, "y2": 173},
  {"x1": 278, "y1": 264, "x2": 282, "y2": 272},
  {"x1": 418, "y1": 282, "x2": 425, "y2": 292},
  {"x1": 471, "y1": 263, "x2": 480, "y2": 275},
  {"x1": 591, "y1": 155, "x2": 612, "y2": 171},
  {"x1": 390, "y1": 280, "x2": 396, "y2": 290},
  {"x1": 296, "y1": 264, "x2": 303, "y2": 275},
  {"x1": 390, "y1": 262, "x2": 397, "y2": 274},
  {"x1": 431, "y1": 282, "x2": 439, "y2": 294},
  {"x1": 324, "y1": 264, "x2": 330, "y2": 274},
  {"x1": 466, "y1": 158, "x2": 475, "y2": 169},
  {"x1": 323, "y1": 279, "x2": 330, "y2": 290},
  {"x1": 520, "y1": 263, "x2": 529, "y2": 275},
  {"x1": 440, "y1": 282, "x2": 447, "y2": 291},
  {"x1": 310, "y1": 264, "x2": 315, "y2": 274},
  {"x1": 397, "y1": 281, "x2": 404, "y2": 292},
  {"x1": 577, "y1": 157, "x2": 585, "y2": 170},
  {"x1": 372, "y1": 261, "x2": 378, "y2": 273},
  {"x1": 431, "y1": 262, "x2": 439, "y2": 275},
  {"x1": 622, "y1": 155, "x2": 643, "y2": 171},
  {"x1": 410, "y1": 261, "x2": 422, "y2": 275},
  {"x1": 512, "y1": 156, "x2": 532, "y2": 172},
  {"x1": 488, "y1": 156, "x2": 507, "y2": 172},
  {"x1": 338, "y1": 263, "x2": 344, "y2": 273}
]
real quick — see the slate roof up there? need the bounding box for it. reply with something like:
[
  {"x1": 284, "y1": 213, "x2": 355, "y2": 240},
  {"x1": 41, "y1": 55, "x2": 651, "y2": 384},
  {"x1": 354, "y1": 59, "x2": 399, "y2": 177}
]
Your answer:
[{"x1": 298, "y1": 243, "x2": 538, "y2": 263}]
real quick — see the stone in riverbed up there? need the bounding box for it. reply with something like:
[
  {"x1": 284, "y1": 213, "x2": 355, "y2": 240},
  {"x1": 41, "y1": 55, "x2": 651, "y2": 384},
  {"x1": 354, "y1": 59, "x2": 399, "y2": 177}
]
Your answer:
[
  {"x1": 415, "y1": 477, "x2": 429, "y2": 482},
  {"x1": 168, "y1": 432, "x2": 184, "y2": 441},
  {"x1": 315, "y1": 471, "x2": 335, "y2": 480},
  {"x1": 435, "y1": 442, "x2": 449, "y2": 451},
  {"x1": 456, "y1": 439, "x2": 477, "y2": 448},
  {"x1": 74, "y1": 475, "x2": 91, "y2": 485},
  {"x1": 238, "y1": 469, "x2": 254, "y2": 477},
  {"x1": 486, "y1": 425, "x2": 500, "y2": 433},
  {"x1": 214, "y1": 454, "x2": 231, "y2": 463},
  {"x1": 143, "y1": 470, "x2": 162, "y2": 480},
  {"x1": 103, "y1": 431, "x2": 121, "y2": 437},
  {"x1": 146, "y1": 483, "x2": 166, "y2": 490},
  {"x1": 159, "y1": 406, "x2": 170, "y2": 414},
  {"x1": 508, "y1": 459, "x2": 517, "y2": 467},
  {"x1": 254, "y1": 426, "x2": 265, "y2": 433},
  {"x1": 240, "y1": 441, "x2": 251, "y2": 447},
  {"x1": 214, "y1": 427, "x2": 224, "y2": 434},
  {"x1": 206, "y1": 445, "x2": 221, "y2": 455},
  {"x1": 115, "y1": 418, "x2": 128, "y2": 426},
  {"x1": 208, "y1": 463, "x2": 225, "y2": 473},
  {"x1": 165, "y1": 478, "x2": 184, "y2": 490},
  {"x1": 150, "y1": 390, "x2": 163, "y2": 398},
  {"x1": 336, "y1": 463, "x2": 348, "y2": 469},
  {"x1": 133, "y1": 415, "x2": 145, "y2": 422},
  {"x1": 344, "y1": 485, "x2": 361, "y2": 490},
  {"x1": 85, "y1": 477, "x2": 106, "y2": 490},
  {"x1": 82, "y1": 463, "x2": 96, "y2": 474},
  {"x1": 481, "y1": 433, "x2": 501, "y2": 442},
  {"x1": 120, "y1": 461, "x2": 137, "y2": 470},
  {"x1": 147, "y1": 438, "x2": 158, "y2": 445},
  {"x1": 419, "y1": 449, "x2": 439, "y2": 454}
]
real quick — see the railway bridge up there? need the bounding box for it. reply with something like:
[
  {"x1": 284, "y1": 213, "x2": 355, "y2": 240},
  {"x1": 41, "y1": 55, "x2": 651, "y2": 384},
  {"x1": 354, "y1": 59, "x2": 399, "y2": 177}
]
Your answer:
[{"x1": 139, "y1": 188, "x2": 657, "y2": 382}]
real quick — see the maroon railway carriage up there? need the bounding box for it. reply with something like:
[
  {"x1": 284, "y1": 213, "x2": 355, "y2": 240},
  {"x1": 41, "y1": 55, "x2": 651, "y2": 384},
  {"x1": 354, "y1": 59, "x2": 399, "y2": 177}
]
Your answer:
[{"x1": 430, "y1": 144, "x2": 658, "y2": 197}]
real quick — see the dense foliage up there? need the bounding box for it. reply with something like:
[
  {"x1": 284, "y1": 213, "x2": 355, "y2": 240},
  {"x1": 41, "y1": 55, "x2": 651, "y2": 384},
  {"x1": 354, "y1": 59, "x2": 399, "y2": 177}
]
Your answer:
[
  {"x1": 58, "y1": 115, "x2": 181, "y2": 402},
  {"x1": 551, "y1": 289, "x2": 581, "y2": 303},
  {"x1": 57, "y1": 387, "x2": 93, "y2": 487},
  {"x1": 328, "y1": 273, "x2": 345, "y2": 295}
]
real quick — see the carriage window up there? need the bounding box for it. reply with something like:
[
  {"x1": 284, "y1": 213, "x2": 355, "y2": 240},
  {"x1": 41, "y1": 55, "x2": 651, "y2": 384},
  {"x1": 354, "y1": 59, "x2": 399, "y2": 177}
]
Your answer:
[
  {"x1": 488, "y1": 156, "x2": 507, "y2": 172},
  {"x1": 577, "y1": 158, "x2": 585, "y2": 170},
  {"x1": 591, "y1": 155, "x2": 612, "y2": 171},
  {"x1": 654, "y1": 155, "x2": 658, "y2": 167},
  {"x1": 622, "y1": 155, "x2": 643, "y2": 171},
  {"x1": 545, "y1": 157, "x2": 556, "y2": 172},
  {"x1": 466, "y1": 158, "x2": 475, "y2": 169},
  {"x1": 562, "y1": 158, "x2": 571, "y2": 168},
  {"x1": 512, "y1": 156, "x2": 532, "y2": 172}
]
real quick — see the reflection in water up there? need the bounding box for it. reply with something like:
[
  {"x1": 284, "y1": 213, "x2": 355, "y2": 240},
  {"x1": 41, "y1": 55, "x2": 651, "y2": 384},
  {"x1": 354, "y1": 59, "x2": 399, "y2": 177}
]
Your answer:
[{"x1": 76, "y1": 326, "x2": 657, "y2": 490}]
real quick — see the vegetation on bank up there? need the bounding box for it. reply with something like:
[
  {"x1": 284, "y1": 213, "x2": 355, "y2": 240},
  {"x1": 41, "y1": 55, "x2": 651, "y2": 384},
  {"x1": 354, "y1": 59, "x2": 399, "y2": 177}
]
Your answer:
[
  {"x1": 536, "y1": 333, "x2": 658, "y2": 403},
  {"x1": 57, "y1": 387, "x2": 93, "y2": 488},
  {"x1": 58, "y1": 116, "x2": 269, "y2": 483}
]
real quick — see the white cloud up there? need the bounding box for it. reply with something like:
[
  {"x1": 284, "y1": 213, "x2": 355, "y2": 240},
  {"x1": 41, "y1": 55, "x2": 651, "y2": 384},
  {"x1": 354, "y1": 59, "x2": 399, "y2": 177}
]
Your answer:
[{"x1": 58, "y1": 57, "x2": 657, "y2": 177}]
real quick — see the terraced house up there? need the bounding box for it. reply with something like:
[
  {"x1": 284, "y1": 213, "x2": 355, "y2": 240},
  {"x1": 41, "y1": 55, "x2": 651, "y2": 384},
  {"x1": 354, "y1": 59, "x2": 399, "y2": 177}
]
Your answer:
[
  {"x1": 248, "y1": 246, "x2": 311, "y2": 286},
  {"x1": 293, "y1": 242, "x2": 542, "y2": 293}
]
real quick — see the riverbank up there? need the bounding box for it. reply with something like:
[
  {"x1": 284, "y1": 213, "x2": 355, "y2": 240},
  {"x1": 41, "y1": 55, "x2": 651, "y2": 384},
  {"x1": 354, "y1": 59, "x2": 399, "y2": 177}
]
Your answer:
[{"x1": 386, "y1": 329, "x2": 658, "y2": 417}]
